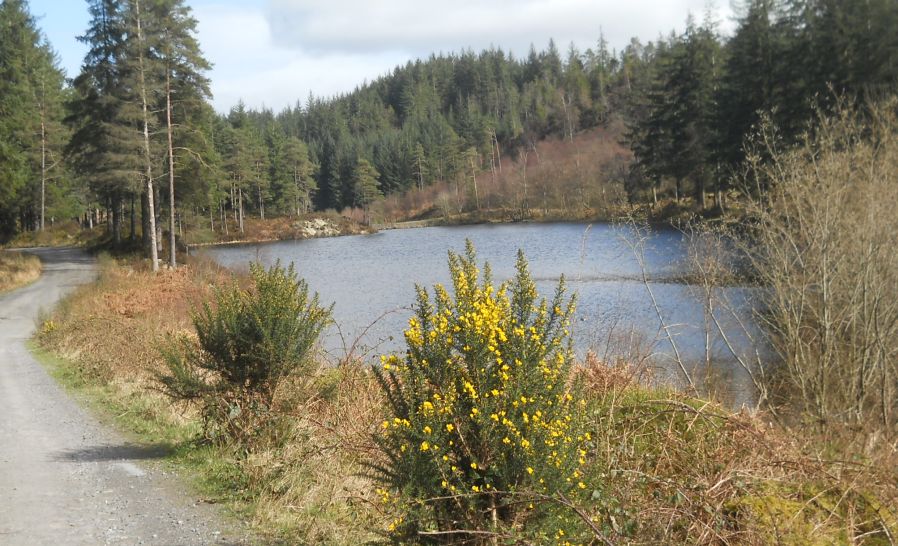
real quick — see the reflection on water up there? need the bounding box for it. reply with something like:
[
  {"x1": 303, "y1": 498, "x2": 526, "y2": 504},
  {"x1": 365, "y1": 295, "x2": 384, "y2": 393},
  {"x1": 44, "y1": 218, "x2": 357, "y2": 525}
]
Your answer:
[{"x1": 201, "y1": 222, "x2": 767, "y2": 406}]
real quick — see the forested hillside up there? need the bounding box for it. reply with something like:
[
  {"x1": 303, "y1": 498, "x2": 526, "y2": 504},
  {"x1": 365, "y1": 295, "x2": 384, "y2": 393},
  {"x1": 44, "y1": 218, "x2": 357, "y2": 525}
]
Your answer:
[{"x1": 1, "y1": 0, "x2": 897, "y2": 260}]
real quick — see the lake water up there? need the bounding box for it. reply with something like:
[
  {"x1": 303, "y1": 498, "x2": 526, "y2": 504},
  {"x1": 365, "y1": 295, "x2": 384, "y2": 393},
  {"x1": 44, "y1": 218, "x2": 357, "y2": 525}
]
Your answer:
[{"x1": 200, "y1": 223, "x2": 764, "y2": 405}]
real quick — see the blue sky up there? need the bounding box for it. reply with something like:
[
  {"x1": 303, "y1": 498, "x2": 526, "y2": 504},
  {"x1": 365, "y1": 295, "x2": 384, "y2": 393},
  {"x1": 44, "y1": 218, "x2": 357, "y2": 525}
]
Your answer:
[{"x1": 28, "y1": 0, "x2": 735, "y2": 113}]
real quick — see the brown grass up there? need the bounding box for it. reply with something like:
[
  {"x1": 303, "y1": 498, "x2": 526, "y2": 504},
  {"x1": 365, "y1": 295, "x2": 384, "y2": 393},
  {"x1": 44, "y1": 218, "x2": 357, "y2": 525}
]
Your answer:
[
  {"x1": 375, "y1": 123, "x2": 634, "y2": 224},
  {"x1": 580, "y1": 359, "x2": 897, "y2": 544},
  {"x1": 0, "y1": 251, "x2": 42, "y2": 293},
  {"x1": 36, "y1": 250, "x2": 897, "y2": 544},
  {"x1": 37, "y1": 255, "x2": 388, "y2": 543}
]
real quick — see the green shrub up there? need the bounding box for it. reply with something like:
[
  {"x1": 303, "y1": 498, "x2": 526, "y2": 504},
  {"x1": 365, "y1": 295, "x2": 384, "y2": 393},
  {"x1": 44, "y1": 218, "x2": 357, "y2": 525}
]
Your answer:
[
  {"x1": 373, "y1": 241, "x2": 594, "y2": 543},
  {"x1": 161, "y1": 261, "x2": 331, "y2": 447}
]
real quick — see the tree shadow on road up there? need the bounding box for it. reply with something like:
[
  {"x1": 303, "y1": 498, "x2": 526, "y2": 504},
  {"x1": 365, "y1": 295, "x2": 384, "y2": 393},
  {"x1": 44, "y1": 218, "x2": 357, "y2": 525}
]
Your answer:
[{"x1": 52, "y1": 442, "x2": 173, "y2": 462}]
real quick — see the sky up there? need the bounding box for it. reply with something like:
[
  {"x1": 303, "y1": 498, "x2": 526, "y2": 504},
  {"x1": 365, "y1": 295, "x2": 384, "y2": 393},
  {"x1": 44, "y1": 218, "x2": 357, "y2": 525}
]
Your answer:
[{"x1": 28, "y1": 0, "x2": 735, "y2": 113}]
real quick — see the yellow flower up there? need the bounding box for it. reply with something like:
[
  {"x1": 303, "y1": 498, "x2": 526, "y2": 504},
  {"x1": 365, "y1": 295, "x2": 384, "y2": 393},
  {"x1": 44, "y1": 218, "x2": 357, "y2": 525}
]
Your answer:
[
  {"x1": 527, "y1": 467, "x2": 534, "y2": 475},
  {"x1": 420, "y1": 441, "x2": 430, "y2": 452},
  {"x1": 423, "y1": 426, "x2": 432, "y2": 434},
  {"x1": 445, "y1": 423, "x2": 454, "y2": 432},
  {"x1": 470, "y1": 462, "x2": 478, "y2": 470}
]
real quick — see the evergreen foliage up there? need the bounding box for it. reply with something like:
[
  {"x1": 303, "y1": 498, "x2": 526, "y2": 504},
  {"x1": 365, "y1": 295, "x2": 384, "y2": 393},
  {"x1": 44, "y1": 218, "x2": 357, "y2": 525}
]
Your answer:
[
  {"x1": 161, "y1": 261, "x2": 331, "y2": 445},
  {"x1": 0, "y1": 0, "x2": 896, "y2": 240},
  {"x1": 0, "y1": 0, "x2": 70, "y2": 239},
  {"x1": 351, "y1": 158, "x2": 382, "y2": 222}
]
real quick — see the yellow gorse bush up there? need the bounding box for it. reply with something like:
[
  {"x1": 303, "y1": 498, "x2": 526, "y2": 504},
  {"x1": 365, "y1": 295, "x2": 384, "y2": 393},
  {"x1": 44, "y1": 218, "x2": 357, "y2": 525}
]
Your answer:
[{"x1": 373, "y1": 241, "x2": 590, "y2": 542}]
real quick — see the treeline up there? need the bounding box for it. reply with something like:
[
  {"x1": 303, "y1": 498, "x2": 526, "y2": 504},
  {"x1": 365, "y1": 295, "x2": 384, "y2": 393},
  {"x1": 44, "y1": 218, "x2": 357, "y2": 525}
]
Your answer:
[
  {"x1": 0, "y1": 0, "x2": 214, "y2": 271},
  {"x1": 1, "y1": 0, "x2": 897, "y2": 257},
  {"x1": 0, "y1": 0, "x2": 71, "y2": 240},
  {"x1": 231, "y1": 0, "x2": 898, "y2": 217},
  {"x1": 628, "y1": 0, "x2": 898, "y2": 208}
]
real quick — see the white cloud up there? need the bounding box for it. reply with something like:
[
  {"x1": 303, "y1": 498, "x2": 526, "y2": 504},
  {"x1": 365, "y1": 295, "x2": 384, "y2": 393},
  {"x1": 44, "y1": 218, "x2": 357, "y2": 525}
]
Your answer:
[
  {"x1": 195, "y1": 0, "x2": 736, "y2": 112},
  {"x1": 267, "y1": 0, "x2": 736, "y2": 56},
  {"x1": 195, "y1": 2, "x2": 405, "y2": 111}
]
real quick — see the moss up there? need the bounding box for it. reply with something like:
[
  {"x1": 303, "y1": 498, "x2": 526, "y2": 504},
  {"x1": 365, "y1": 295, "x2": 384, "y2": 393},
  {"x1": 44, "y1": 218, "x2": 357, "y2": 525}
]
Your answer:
[{"x1": 729, "y1": 489, "x2": 844, "y2": 545}]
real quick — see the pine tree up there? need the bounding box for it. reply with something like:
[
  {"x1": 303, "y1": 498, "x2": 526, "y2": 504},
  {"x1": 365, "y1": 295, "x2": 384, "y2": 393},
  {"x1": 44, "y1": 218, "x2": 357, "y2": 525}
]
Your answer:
[
  {"x1": 148, "y1": 0, "x2": 211, "y2": 267},
  {"x1": 68, "y1": 0, "x2": 140, "y2": 246},
  {"x1": 412, "y1": 142, "x2": 428, "y2": 191},
  {"x1": 280, "y1": 136, "x2": 317, "y2": 215},
  {"x1": 125, "y1": 0, "x2": 160, "y2": 269},
  {"x1": 716, "y1": 0, "x2": 781, "y2": 168},
  {"x1": 0, "y1": 0, "x2": 69, "y2": 239},
  {"x1": 352, "y1": 157, "x2": 382, "y2": 224}
]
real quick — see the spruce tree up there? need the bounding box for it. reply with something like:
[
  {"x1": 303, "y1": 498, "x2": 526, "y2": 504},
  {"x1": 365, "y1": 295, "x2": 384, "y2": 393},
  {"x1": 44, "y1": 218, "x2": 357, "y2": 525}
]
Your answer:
[
  {"x1": 0, "y1": 0, "x2": 69, "y2": 238},
  {"x1": 68, "y1": 0, "x2": 140, "y2": 246}
]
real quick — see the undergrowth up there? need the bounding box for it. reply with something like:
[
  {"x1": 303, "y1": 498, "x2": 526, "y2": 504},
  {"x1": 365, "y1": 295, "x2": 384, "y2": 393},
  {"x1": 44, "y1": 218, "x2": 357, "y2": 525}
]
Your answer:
[
  {"x1": 33, "y1": 250, "x2": 897, "y2": 544},
  {"x1": 0, "y1": 250, "x2": 41, "y2": 293}
]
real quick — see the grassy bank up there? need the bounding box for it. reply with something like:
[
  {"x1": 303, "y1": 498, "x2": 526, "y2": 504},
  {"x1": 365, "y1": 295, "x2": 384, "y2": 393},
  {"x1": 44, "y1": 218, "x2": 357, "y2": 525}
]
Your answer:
[
  {"x1": 32, "y1": 252, "x2": 896, "y2": 544},
  {"x1": 0, "y1": 251, "x2": 42, "y2": 293},
  {"x1": 34, "y1": 256, "x2": 383, "y2": 544}
]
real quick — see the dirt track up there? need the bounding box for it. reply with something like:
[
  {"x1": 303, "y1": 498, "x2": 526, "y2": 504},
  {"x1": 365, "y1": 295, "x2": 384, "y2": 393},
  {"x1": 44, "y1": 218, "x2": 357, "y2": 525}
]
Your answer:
[{"x1": 0, "y1": 248, "x2": 252, "y2": 545}]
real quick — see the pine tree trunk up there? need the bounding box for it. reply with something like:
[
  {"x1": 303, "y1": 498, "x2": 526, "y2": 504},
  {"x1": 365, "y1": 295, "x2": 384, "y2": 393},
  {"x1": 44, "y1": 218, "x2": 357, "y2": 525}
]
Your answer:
[
  {"x1": 112, "y1": 199, "x2": 122, "y2": 245},
  {"x1": 221, "y1": 200, "x2": 229, "y2": 236},
  {"x1": 166, "y1": 71, "x2": 177, "y2": 268},
  {"x1": 129, "y1": 195, "x2": 136, "y2": 240},
  {"x1": 238, "y1": 187, "x2": 245, "y2": 233},
  {"x1": 135, "y1": 0, "x2": 159, "y2": 271},
  {"x1": 155, "y1": 187, "x2": 163, "y2": 254},
  {"x1": 696, "y1": 177, "x2": 706, "y2": 210},
  {"x1": 39, "y1": 109, "x2": 46, "y2": 232},
  {"x1": 294, "y1": 168, "x2": 301, "y2": 216},
  {"x1": 141, "y1": 193, "x2": 150, "y2": 247},
  {"x1": 470, "y1": 155, "x2": 479, "y2": 210},
  {"x1": 232, "y1": 182, "x2": 238, "y2": 223},
  {"x1": 493, "y1": 130, "x2": 502, "y2": 173}
]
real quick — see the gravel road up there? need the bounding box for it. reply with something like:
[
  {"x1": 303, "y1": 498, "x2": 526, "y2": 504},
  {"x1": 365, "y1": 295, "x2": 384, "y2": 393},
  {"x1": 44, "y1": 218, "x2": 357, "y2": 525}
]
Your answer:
[{"x1": 0, "y1": 248, "x2": 254, "y2": 545}]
